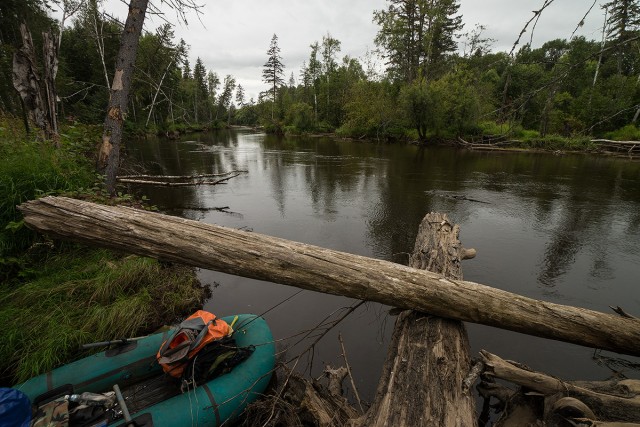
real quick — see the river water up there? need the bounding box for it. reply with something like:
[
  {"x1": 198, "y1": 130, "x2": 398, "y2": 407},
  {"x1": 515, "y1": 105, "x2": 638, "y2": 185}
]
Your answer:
[{"x1": 127, "y1": 129, "x2": 640, "y2": 402}]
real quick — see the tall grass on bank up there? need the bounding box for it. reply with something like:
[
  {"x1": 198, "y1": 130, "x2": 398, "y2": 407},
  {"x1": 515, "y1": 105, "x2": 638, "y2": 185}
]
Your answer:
[
  {"x1": 0, "y1": 117, "x2": 208, "y2": 385},
  {"x1": 0, "y1": 248, "x2": 207, "y2": 384},
  {"x1": 0, "y1": 119, "x2": 96, "y2": 281}
]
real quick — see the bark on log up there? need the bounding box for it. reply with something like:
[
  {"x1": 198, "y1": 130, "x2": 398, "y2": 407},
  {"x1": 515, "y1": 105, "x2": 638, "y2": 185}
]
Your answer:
[
  {"x1": 17, "y1": 197, "x2": 640, "y2": 357},
  {"x1": 362, "y1": 213, "x2": 476, "y2": 426},
  {"x1": 12, "y1": 24, "x2": 49, "y2": 138},
  {"x1": 481, "y1": 351, "x2": 640, "y2": 422}
]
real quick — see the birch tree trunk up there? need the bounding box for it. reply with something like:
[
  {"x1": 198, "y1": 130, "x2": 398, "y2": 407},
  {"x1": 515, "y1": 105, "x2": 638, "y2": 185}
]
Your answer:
[{"x1": 97, "y1": 0, "x2": 149, "y2": 194}]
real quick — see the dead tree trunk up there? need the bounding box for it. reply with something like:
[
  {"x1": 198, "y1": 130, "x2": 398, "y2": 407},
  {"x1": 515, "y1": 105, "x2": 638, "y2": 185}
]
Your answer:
[
  {"x1": 17, "y1": 196, "x2": 640, "y2": 357},
  {"x1": 13, "y1": 23, "x2": 46, "y2": 131},
  {"x1": 361, "y1": 213, "x2": 476, "y2": 426},
  {"x1": 42, "y1": 30, "x2": 59, "y2": 144},
  {"x1": 97, "y1": 0, "x2": 149, "y2": 195}
]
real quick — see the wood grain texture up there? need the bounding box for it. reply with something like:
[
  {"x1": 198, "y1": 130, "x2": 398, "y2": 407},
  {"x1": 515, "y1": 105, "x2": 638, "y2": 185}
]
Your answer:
[
  {"x1": 363, "y1": 213, "x2": 475, "y2": 426},
  {"x1": 18, "y1": 197, "x2": 640, "y2": 356}
]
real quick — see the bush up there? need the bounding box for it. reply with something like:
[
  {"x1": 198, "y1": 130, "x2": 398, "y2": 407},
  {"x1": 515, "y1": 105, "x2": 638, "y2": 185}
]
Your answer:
[
  {"x1": 284, "y1": 102, "x2": 314, "y2": 132},
  {"x1": 605, "y1": 124, "x2": 640, "y2": 141}
]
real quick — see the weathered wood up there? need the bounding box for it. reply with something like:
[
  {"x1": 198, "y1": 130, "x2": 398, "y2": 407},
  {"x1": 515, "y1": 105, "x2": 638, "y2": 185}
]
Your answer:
[
  {"x1": 17, "y1": 196, "x2": 640, "y2": 356},
  {"x1": 41, "y1": 29, "x2": 59, "y2": 143},
  {"x1": 362, "y1": 213, "x2": 475, "y2": 426},
  {"x1": 12, "y1": 23, "x2": 49, "y2": 138},
  {"x1": 591, "y1": 139, "x2": 640, "y2": 146},
  {"x1": 481, "y1": 351, "x2": 640, "y2": 423}
]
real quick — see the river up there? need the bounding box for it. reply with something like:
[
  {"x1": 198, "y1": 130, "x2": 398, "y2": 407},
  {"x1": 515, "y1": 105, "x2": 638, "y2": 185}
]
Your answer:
[{"x1": 127, "y1": 129, "x2": 640, "y2": 402}]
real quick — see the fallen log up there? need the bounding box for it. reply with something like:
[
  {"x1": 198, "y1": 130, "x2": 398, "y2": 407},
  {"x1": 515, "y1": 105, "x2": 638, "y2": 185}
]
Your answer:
[
  {"x1": 362, "y1": 213, "x2": 475, "y2": 426},
  {"x1": 480, "y1": 351, "x2": 640, "y2": 423},
  {"x1": 17, "y1": 196, "x2": 640, "y2": 356}
]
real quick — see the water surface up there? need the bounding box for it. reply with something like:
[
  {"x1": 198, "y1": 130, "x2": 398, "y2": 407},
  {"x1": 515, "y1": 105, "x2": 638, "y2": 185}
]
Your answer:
[{"x1": 127, "y1": 130, "x2": 640, "y2": 401}]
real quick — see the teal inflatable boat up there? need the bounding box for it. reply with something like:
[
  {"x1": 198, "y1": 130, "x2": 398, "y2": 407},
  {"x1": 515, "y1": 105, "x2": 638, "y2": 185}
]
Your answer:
[{"x1": 15, "y1": 314, "x2": 275, "y2": 426}]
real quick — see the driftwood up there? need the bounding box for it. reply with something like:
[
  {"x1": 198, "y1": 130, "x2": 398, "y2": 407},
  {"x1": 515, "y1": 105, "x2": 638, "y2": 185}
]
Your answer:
[
  {"x1": 239, "y1": 365, "x2": 359, "y2": 427},
  {"x1": 362, "y1": 213, "x2": 476, "y2": 426},
  {"x1": 17, "y1": 197, "x2": 640, "y2": 357},
  {"x1": 118, "y1": 171, "x2": 247, "y2": 180},
  {"x1": 591, "y1": 139, "x2": 640, "y2": 147},
  {"x1": 591, "y1": 139, "x2": 640, "y2": 159},
  {"x1": 117, "y1": 171, "x2": 245, "y2": 186},
  {"x1": 480, "y1": 351, "x2": 640, "y2": 425}
]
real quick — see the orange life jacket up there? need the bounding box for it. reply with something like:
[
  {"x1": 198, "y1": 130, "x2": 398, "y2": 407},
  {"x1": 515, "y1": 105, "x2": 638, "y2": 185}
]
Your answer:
[{"x1": 156, "y1": 310, "x2": 231, "y2": 378}]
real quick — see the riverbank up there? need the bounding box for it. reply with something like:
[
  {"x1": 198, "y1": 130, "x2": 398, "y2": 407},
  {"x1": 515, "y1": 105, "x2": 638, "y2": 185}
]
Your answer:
[
  {"x1": 0, "y1": 117, "x2": 208, "y2": 385},
  {"x1": 256, "y1": 116, "x2": 635, "y2": 158}
]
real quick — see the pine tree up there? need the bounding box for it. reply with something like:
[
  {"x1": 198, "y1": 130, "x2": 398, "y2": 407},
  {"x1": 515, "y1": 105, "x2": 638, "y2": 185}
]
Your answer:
[
  {"x1": 603, "y1": 0, "x2": 640, "y2": 74},
  {"x1": 262, "y1": 33, "x2": 285, "y2": 119},
  {"x1": 192, "y1": 57, "x2": 208, "y2": 122},
  {"x1": 182, "y1": 59, "x2": 191, "y2": 79},
  {"x1": 235, "y1": 83, "x2": 245, "y2": 107},
  {"x1": 374, "y1": 0, "x2": 463, "y2": 82}
]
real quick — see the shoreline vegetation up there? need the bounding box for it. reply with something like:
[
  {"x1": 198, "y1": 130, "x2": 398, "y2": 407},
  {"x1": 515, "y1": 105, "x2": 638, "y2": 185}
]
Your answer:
[{"x1": 0, "y1": 116, "x2": 208, "y2": 385}]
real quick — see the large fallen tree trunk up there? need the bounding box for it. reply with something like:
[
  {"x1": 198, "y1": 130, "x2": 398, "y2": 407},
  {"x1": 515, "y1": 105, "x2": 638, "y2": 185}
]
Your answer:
[
  {"x1": 361, "y1": 213, "x2": 476, "y2": 426},
  {"x1": 18, "y1": 197, "x2": 640, "y2": 356}
]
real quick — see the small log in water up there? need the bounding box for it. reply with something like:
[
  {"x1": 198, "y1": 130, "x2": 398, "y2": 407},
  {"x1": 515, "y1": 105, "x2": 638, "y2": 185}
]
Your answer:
[{"x1": 17, "y1": 196, "x2": 640, "y2": 357}]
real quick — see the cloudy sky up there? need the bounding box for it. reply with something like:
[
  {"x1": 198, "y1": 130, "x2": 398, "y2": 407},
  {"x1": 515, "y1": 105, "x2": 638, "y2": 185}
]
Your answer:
[{"x1": 67, "y1": 0, "x2": 606, "y2": 100}]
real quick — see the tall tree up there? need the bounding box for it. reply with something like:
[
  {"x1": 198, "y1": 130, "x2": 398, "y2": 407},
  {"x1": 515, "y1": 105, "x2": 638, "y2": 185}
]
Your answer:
[
  {"x1": 96, "y1": 0, "x2": 202, "y2": 192},
  {"x1": 321, "y1": 33, "x2": 341, "y2": 122},
  {"x1": 182, "y1": 59, "x2": 191, "y2": 79},
  {"x1": 305, "y1": 42, "x2": 322, "y2": 121},
  {"x1": 603, "y1": 0, "x2": 640, "y2": 74},
  {"x1": 262, "y1": 33, "x2": 284, "y2": 119},
  {"x1": 235, "y1": 83, "x2": 245, "y2": 107},
  {"x1": 217, "y1": 74, "x2": 236, "y2": 124},
  {"x1": 192, "y1": 57, "x2": 207, "y2": 122},
  {"x1": 374, "y1": 0, "x2": 463, "y2": 82},
  {"x1": 97, "y1": 0, "x2": 149, "y2": 194},
  {"x1": 207, "y1": 70, "x2": 220, "y2": 121}
]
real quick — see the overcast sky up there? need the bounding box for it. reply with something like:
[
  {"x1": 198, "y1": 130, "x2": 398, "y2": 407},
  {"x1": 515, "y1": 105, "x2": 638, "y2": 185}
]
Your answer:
[{"x1": 58, "y1": 0, "x2": 607, "y2": 101}]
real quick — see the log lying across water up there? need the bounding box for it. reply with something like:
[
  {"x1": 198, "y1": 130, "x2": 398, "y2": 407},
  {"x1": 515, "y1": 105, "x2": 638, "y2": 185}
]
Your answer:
[{"x1": 18, "y1": 196, "x2": 640, "y2": 356}]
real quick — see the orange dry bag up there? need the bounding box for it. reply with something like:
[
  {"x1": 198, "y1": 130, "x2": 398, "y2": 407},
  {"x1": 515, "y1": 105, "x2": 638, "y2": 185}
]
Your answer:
[{"x1": 156, "y1": 310, "x2": 231, "y2": 378}]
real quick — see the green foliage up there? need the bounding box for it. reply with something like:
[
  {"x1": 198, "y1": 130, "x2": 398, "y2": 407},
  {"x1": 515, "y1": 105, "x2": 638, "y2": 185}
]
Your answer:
[
  {"x1": 0, "y1": 121, "x2": 96, "y2": 276},
  {"x1": 398, "y1": 69, "x2": 482, "y2": 141},
  {"x1": 374, "y1": 0, "x2": 463, "y2": 82},
  {"x1": 0, "y1": 249, "x2": 206, "y2": 383},
  {"x1": 606, "y1": 124, "x2": 640, "y2": 141},
  {"x1": 285, "y1": 102, "x2": 314, "y2": 132}
]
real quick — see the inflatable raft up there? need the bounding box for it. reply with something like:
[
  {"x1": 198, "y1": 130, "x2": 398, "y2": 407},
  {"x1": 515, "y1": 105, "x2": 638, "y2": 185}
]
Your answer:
[{"x1": 15, "y1": 314, "x2": 275, "y2": 426}]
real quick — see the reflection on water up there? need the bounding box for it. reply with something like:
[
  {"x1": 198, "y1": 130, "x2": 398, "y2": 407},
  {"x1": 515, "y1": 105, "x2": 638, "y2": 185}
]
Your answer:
[{"x1": 126, "y1": 129, "x2": 640, "y2": 400}]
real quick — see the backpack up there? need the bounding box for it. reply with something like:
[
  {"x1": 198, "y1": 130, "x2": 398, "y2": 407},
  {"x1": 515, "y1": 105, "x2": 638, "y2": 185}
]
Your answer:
[
  {"x1": 157, "y1": 310, "x2": 231, "y2": 378},
  {"x1": 180, "y1": 336, "x2": 255, "y2": 391}
]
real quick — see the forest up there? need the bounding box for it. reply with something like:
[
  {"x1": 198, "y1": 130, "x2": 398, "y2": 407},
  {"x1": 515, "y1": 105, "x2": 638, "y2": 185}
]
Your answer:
[{"x1": 2, "y1": 0, "x2": 640, "y2": 145}]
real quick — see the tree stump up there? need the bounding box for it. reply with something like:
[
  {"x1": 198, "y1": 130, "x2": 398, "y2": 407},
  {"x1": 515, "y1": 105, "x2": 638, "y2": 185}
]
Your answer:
[{"x1": 362, "y1": 213, "x2": 476, "y2": 426}]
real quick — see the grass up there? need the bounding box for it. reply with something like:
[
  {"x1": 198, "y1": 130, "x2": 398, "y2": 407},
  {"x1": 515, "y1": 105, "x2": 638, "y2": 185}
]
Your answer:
[
  {"x1": 0, "y1": 117, "x2": 96, "y2": 271},
  {"x1": 0, "y1": 116, "x2": 208, "y2": 385},
  {"x1": 0, "y1": 248, "x2": 207, "y2": 383}
]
